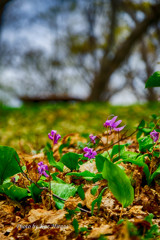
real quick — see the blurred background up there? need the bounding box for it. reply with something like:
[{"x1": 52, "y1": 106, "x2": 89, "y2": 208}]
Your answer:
[
  {"x1": 0, "y1": 0, "x2": 160, "y2": 151},
  {"x1": 0, "y1": 0, "x2": 160, "y2": 107}
]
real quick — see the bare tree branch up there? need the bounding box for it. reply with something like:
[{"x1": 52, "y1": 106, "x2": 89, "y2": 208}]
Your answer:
[{"x1": 89, "y1": 2, "x2": 160, "y2": 100}]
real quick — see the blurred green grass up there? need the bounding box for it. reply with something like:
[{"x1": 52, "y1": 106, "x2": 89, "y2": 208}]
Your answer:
[{"x1": 0, "y1": 101, "x2": 160, "y2": 151}]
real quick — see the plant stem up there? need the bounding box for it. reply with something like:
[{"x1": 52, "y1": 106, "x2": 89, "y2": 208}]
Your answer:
[{"x1": 14, "y1": 154, "x2": 91, "y2": 214}]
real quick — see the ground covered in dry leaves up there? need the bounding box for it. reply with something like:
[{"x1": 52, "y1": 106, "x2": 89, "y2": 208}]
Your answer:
[{"x1": 0, "y1": 131, "x2": 160, "y2": 240}]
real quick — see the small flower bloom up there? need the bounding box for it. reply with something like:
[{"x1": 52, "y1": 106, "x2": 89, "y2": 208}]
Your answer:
[
  {"x1": 150, "y1": 130, "x2": 159, "y2": 142},
  {"x1": 48, "y1": 130, "x2": 61, "y2": 144},
  {"x1": 89, "y1": 134, "x2": 97, "y2": 144},
  {"x1": 104, "y1": 116, "x2": 125, "y2": 132},
  {"x1": 38, "y1": 161, "x2": 49, "y2": 178},
  {"x1": 83, "y1": 147, "x2": 97, "y2": 159}
]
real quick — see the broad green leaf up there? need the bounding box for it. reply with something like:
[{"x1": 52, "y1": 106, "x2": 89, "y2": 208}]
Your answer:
[
  {"x1": 138, "y1": 120, "x2": 145, "y2": 129},
  {"x1": 117, "y1": 154, "x2": 150, "y2": 184},
  {"x1": 0, "y1": 182, "x2": 28, "y2": 201},
  {"x1": 101, "y1": 150, "x2": 112, "y2": 159},
  {"x1": 96, "y1": 154, "x2": 107, "y2": 172},
  {"x1": 66, "y1": 171, "x2": 103, "y2": 182},
  {"x1": 51, "y1": 182, "x2": 77, "y2": 209},
  {"x1": 145, "y1": 213, "x2": 154, "y2": 224},
  {"x1": 46, "y1": 150, "x2": 64, "y2": 172},
  {"x1": 29, "y1": 181, "x2": 77, "y2": 209},
  {"x1": 77, "y1": 185, "x2": 85, "y2": 200},
  {"x1": 120, "y1": 151, "x2": 139, "y2": 160},
  {"x1": 29, "y1": 180, "x2": 48, "y2": 202},
  {"x1": 110, "y1": 144, "x2": 126, "y2": 159},
  {"x1": 51, "y1": 172, "x2": 65, "y2": 183},
  {"x1": 138, "y1": 136, "x2": 153, "y2": 152},
  {"x1": 60, "y1": 152, "x2": 80, "y2": 170},
  {"x1": 91, "y1": 185, "x2": 99, "y2": 196},
  {"x1": 149, "y1": 165, "x2": 160, "y2": 184},
  {"x1": 102, "y1": 158, "x2": 134, "y2": 208},
  {"x1": 145, "y1": 71, "x2": 160, "y2": 88},
  {"x1": 91, "y1": 187, "x2": 107, "y2": 215},
  {"x1": 0, "y1": 146, "x2": 22, "y2": 184},
  {"x1": 59, "y1": 137, "x2": 71, "y2": 155}
]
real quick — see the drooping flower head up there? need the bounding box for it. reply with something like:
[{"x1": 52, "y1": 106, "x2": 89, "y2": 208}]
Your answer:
[
  {"x1": 150, "y1": 130, "x2": 159, "y2": 143},
  {"x1": 89, "y1": 134, "x2": 97, "y2": 144},
  {"x1": 83, "y1": 147, "x2": 97, "y2": 159},
  {"x1": 104, "y1": 116, "x2": 125, "y2": 132},
  {"x1": 48, "y1": 130, "x2": 61, "y2": 144},
  {"x1": 38, "y1": 161, "x2": 49, "y2": 178}
]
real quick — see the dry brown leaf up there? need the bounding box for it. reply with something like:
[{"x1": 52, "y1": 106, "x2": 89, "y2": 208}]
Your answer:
[
  {"x1": 84, "y1": 187, "x2": 98, "y2": 210},
  {"x1": 79, "y1": 161, "x2": 98, "y2": 173},
  {"x1": 28, "y1": 209, "x2": 67, "y2": 225},
  {"x1": 87, "y1": 224, "x2": 112, "y2": 239}
]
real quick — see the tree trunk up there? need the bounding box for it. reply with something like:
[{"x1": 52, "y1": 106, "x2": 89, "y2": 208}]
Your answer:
[
  {"x1": 88, "y1": 3, "x2": 160, "y2": 101},
  {"x1": 0, "y1": 0, "x2": 12, "y2": 26}
]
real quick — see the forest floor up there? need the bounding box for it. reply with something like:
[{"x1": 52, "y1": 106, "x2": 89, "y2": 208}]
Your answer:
[{"x1": 0, "y1": 102, "x2": 160, "y2": 239}]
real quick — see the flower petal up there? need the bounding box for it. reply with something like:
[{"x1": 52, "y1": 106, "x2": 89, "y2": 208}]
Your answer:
[{"x1": 114, "y1": 125, "x2": 125, "y2": 132}]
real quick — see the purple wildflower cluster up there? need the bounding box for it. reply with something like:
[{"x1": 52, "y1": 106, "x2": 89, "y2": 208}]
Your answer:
[
  {"x1": 89, "y1": 134, "x2": 97, "y2": 144},
  {"x1": 38, "y1": 161, "x2": 49, "y2": 178},
  {"x1": 83, "y1": 115, "x2": 125, "y2": 158},
  {"x1": 104, "y1": 116, "x2": 125, "y2": 133},
  {"x1": 48, "y1": 130, "x2": 61, "y2": 144},
  {"x1": 150, "y1": 130, "x2": 159, "y2": 142},
  {"x1": 83, "y1": 147, "x2": 97, "y2": 159}
]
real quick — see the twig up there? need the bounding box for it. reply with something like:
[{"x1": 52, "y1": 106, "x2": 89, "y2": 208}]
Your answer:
[
  {"x1": 96, "y1": 127, "x2": 138, "y2": 153},
  {"x1": 14, "y1": 155, "x2": 91, "y2": 214}
]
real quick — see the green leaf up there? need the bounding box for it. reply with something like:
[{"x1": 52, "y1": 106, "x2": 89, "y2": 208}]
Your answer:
[
  {"x1": 59, "y1": 137, "x2": 71, "y2": 155},
  {"x1": 137, "y1": 120, "x2": 146, "y2": 139},
  {"x1": 29, "y1": 181, "x2": 48, "y2": 202},
  {"x1": 102, "y1": 158, "x2": 134, "y2": 208},
  {"x1": 0, "y1": 146, "x2": 22, "y2": 185},
  {"x1": 66, "y1": 171, "x2": 103, "y2": 182},
  {"x1": 65, "y1": 208, "x2": 80, "y2": 220},
  {"x1": 46, "y1": 151, "x2": 64, "y2": 172},
  {"x1": 117, "y1": 154, "x2": 150, "y2": 184},
  {"x1": 145, "y1": 71, "x2": 160, "y2": 88},
  {"x1": 95, "y1": 154, "x2": 106, "y2": 172},
  {"x1": 149, "y1": 165, "x2": 160, "y2": 184},
  {"x1": 77, "y1": 185, "x2": 85, "y2": 200},
  {"x1": 138, "y1": 120, "x2": 145, "y2": 129},
  {"x1": 72, "y1": 218, "x2": 79, "y2": 235},
  {"x1": 110, "y1": 144, "x2": 126, "y2": 159},
  {"x1": 138, "y1": 136, "x2": 153, "y2": 152},
  {"x1": 91, "y1": 185, "x2": 99, "y2": 195},
  {"x1": 60, "y1": 152, "x2": 80, "y2": 170},
  {"x1": 79, "y1": 227, "x2": 89, "y2": 232},
  {"x1": 51, "y1": 182, "x2": 77, "y2": 209},
  {"x1": 91, "y1": 187, "x2": 107, "y2": 215},
  {"x1": 51, "y1": 172, "x2": 65, "y2": 183},
  {"x1": 145, "y1": 213, "x2": 154, "y2": 224},
  {"x1": 120, "y1": 151, "x2": 139, "y2": 160},
  {"x1": 0, "y1": 182, "x2": 28, "y2": 201}
]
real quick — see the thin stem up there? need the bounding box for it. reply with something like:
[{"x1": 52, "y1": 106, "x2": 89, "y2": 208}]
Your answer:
[
  {"x1": 118, "y1": 131, "x2": 120, "y2": 160},
  {"x1": 14, "y1": 155, "x2": 91, "y2": 214},
  {"x1": 97, "y1": 127, "x2": 138, "y2": 153}
]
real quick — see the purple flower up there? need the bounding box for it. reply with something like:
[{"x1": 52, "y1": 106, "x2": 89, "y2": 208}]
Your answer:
[
  {"x1": 89, "y1": 134, "x2": 97, "y2": 144},
  {"x1": 48, "y1": 130, "x2": 61, "y2": 144},
  {"x1": 83, "y1": 147, "x2": 97, "y2": 159},
  {"x1": 38, "y1": 161, "x2": 49, "y2": 178},
  {"x1": 104, "y1": 116, "x2": 125, "y2": 132},
  {"x1": 150, "y1": 130, "x2": 159, "y2": 142}
]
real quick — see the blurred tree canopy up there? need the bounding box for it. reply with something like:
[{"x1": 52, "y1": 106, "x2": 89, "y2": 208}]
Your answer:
[{"x1": 0, "y1": 0, "x2": 160, "y2": 103}]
